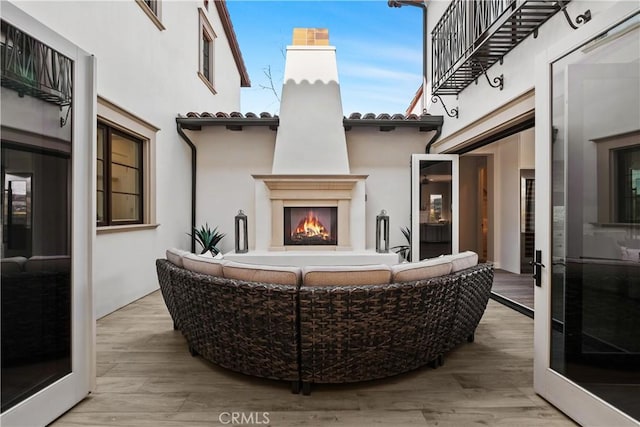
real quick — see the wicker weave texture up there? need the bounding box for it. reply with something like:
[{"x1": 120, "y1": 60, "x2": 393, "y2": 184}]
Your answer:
[
  {"x1": 155, "y1": 259, "x2": 494, "y2": 386},
  {"x1": 171, "y1": 267, "x2": 300, "y2": 381},
  {"x1": 447, "y1": 264, "x2": 494, "y2": 351},
  {"x1": 298, "y1": 274, "x2": 459, "y2": 383},
  {"x1": 156, "y1": 259, "x2": 181, "y2": 330}
]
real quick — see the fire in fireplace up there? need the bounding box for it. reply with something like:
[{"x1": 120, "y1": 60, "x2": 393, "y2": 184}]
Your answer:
[{"x1": 284, "y1": 207, "x2": 337, "y2": 246}]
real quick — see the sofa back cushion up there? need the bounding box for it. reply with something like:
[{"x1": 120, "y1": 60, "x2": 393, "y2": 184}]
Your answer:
[
  {"x1": 223, "y1": 261, "x2": 301, "y2": 286},
  {"x1": 25, "y1": 255, "x2": 71, "y2": 273},
  {"x1": 302, "y1": 264, "x2": 391, "y2": 287},
  {"x1": 1, "y1": 256, "x2": 28, "y2": 274},
  {"x1": 182, "y1": 253, "x2": 226, "y2": 277},
  {"x1": 166, "y1": 248, "x2": 190, "y2": 268},
  {"x1": 443, "y1": 251, "x2": 479, "y2": 272},
  {"x1": 391, "y1": 258, "x2": 453, "y2": 283}
]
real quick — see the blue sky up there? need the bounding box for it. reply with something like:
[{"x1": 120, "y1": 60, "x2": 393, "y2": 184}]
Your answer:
[{"x1": 226, "y1": 1, "x2": 423, "y2": 115}]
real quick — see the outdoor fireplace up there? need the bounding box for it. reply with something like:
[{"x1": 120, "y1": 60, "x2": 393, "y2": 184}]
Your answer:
[{"x1": 284, "y1": 207, "x2": 337, "y2": 246}]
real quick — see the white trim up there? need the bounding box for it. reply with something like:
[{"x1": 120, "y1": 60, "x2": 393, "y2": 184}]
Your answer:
[
  {"x1": 433, "y1": 89, "x2": 535, "y2": 154},
  {"x1": 135, "y1": 0, "x2": 165, "y2": 31},
  {"x1": 198, "y1": 8, "x2": 216, "y2": 93},
  {"x1": 534, "y1": 3, "x2": 640, "y2": 426},
  {"x1": 97, "y1": 223, "x2": 160, "y2": 234}
]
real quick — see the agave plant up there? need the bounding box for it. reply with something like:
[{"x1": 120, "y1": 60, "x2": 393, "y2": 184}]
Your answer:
[
  {"x1": 188, "y1": 223, "x2": 226, "y2": 255},
  {"x1": 391, "y1": 226, "x2": 411, "y2": 262}
]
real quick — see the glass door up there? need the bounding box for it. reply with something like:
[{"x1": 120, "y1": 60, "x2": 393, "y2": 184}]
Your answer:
[
  {"x1": 411, "y1": 154, "x2": 459, "y2": 261},
  {"x1": 534, "y1": 8, "x2": 639, "y2": 426},
  {"x1": 1, "y1": 3, "x2": 95, "y2": 426}
]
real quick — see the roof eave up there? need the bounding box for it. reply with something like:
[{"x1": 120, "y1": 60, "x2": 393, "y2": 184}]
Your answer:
[
  {"x1": 343, "y1": 115, "x2": 443, "y2": 132},
  {"x1": 215, "y1": 1, "x2": 251, "y2": 87}
]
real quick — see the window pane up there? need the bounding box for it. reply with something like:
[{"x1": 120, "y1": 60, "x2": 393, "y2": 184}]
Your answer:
[
  {"x1": 1, "y1": 146, "x2": 71, "y2": 412},
  {"x1": 97, "y1": 159, "x2": 104, "y2": 191},
  {"x1": 97, "y1": 127, "x2": 104, "y2": 161},
  {"x1": 203, "y1": 36, "x2": 210, "y2": 81},
  {"x1": 97, "y1": 190, "x2": 105, "y2": 223},
  {"x1": 111, "y1": 133, "x2": 140, "y2": 168},
  {"x1": 111, "y1": 193, "x2": 140, "y2": 222},
  {"x1": 616, "y1": 146, "x2": 640, "y2": 223},
  {"x1": 111, "y1": 164, "x2": 139, "y2": 195}
]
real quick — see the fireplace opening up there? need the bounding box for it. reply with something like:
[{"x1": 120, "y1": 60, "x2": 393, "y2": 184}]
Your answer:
[{"x1": 284, "y1": 207, "x2": 337, "y2": 246}]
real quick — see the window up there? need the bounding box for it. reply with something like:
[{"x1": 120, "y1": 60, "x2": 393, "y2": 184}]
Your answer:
[
  {"x1": 202, "y1": 31, "x2": 211, "y2": 82},
  {"x1": 97, "y1": 97, "x2": 158, "y2": 231},
  {"x1": 97, "y1": 124, "x2": 143, "y2": 226},
  {"x1": 198, "y1": 9, "x2": 216, "y2": 93},
  {"x1": 135, "y1": 0, "x2": 164, "y2": 31},
  {"x1": 615, "y1": 145, "x2": 640, "y2": 223},
  {"x1": 144, "y1": 0, "x2": 158, "y2": 15}
]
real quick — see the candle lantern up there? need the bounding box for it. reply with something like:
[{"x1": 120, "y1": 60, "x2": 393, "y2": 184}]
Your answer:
[
  {"x1": 376, "y1": 209, "x2": 390, "y2": 253},
  {"x1": 235, "y1": 210, "x2": 248, "y2": 253}
]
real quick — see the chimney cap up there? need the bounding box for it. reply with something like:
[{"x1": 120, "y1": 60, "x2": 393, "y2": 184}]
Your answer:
[{"x1": 292, "y1": 28, "x2": 329, "y2": 46}]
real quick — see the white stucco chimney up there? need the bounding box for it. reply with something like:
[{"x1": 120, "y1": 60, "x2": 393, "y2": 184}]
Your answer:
[{"x1": 271, "y1": 28, "x2": 350, "y2": 175}]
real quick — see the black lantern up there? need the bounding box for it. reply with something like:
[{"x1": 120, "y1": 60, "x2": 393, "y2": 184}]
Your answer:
[
  {"x1": 235, "y1": 210, "x2": 248, "y2": 253},
  {"x1": 376, "y1": 209, "x2": 390, "y2": 253}
]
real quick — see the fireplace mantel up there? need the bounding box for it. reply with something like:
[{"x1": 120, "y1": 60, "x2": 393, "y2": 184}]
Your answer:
[{"x1": 254, "y1": 174, "x2": 368, "y2": 191}]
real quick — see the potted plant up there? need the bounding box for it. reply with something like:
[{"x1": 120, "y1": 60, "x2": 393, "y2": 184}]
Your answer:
[
  {"x1": 391, "y1": 226, "x2": 411, "y2": 262},
  {"x1": 188, "y1": 223, "x2": 226, "y2": 256}
]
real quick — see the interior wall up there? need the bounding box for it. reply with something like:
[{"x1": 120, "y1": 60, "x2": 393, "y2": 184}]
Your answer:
[
  {"x1": 473, "y1": 130, "x2": 534, "y2": 273},
  {"x1": 459, "y1": 156, "x2": 481, "y2": 254}
]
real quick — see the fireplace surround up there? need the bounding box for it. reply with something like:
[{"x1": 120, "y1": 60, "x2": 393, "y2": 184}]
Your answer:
[{"x1": 252, "y1": 175, "x2": 367, "y2": 252}]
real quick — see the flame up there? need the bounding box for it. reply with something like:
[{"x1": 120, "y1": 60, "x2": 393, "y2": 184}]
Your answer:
[{"x1": 293, "y1": 211, "x2": 330, "y2": 240}]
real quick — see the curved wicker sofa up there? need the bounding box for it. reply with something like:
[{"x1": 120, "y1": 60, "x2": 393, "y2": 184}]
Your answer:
[{"x1": 156, "y1": 254, "x2": 493, "y2": 395}]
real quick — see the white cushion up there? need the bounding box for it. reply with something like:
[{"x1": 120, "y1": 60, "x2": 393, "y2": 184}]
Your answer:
[
  {"x1": 302, "y1": 264, "x2": 391, "y2": 287},
  {"x1": 223, "y1": 261, "x2": 301, "y2": 286},
  {"x1": 25, "y1": 255, "x2": 71, "y2": 273},
  {"x1": 442, "y1": 251, "x2": 479, "y2": 273},
  {"x1": 166, "y1": 248, "x2": 190, "y2": 267},
  {"x1": 182, "y1": 253, "x2": 226, "y2": 276},
  {"x1": 620, "y1": 246, "x2": 640, "y2": 262},
  {"x1": 1, "y1": 256, "x2": 28, "y2": 274},
  {"x1": 391, "y1": 257, "x2": 453, "y2": 283}
]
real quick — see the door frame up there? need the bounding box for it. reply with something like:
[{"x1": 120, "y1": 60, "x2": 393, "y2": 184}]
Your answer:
[
  {"x1": 533, "y1": 3, "x2": 639, "y2": 426},
  {"x1": 411, "y1": 154, "x2": 459, "y2": 262},
  {"x1": 0, "y1": 3, "x2": 96, "y2": 426}
]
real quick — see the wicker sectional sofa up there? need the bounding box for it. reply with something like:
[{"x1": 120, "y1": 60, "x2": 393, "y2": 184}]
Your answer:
[{"x1": 156, "y1": 250, "x2": 493, "y2": 395}]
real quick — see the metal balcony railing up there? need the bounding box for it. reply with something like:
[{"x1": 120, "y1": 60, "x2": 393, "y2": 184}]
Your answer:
[
  {"x1": 431, "y1": 0, "x2": 565, "y2": 96},
  {"x1": 1, "y1": 20, "x2": 72, "y2": 106}
]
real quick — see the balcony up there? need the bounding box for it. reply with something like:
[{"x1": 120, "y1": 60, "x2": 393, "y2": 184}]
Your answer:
[
  {"x1": 431, "y1": 0, "x2": 567, "y2": 96},
  {"x1": 1, "y1": 20, "x2": 72, "y2": 106}
]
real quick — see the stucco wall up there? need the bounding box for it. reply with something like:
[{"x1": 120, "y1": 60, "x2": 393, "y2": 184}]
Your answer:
[
  {"x1": 11, "y1": 1, "x2": 243, "y2": 318},
  {"x1": 423, "y1": 0, "x2": 628, "y2": 148},
  {"x1": 347, "y1": 128, "x2": 431, "y2": 250},
  {"x1": 188, "y1": 126, "x2": 433, "y2": 253},
  {"x1": 192, "y1": 127, "x2": 276, "y2": 254}
]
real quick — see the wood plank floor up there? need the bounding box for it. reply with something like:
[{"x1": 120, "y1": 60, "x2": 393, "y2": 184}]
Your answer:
[
  {"x1": 51, "y1": 291, "x2": 575, "y2": 427},
  {"x1": 492, "y1": 269, "x2": 535, "y2": 310}
]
